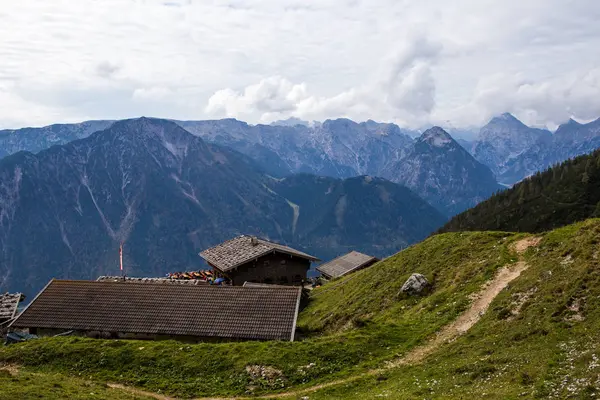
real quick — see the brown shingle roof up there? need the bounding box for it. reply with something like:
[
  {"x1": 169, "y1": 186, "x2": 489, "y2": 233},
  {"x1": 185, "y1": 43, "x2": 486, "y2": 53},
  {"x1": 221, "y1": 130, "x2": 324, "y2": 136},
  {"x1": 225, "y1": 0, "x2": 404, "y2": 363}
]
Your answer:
[
  {"x1": 11, "y1": 280, "x2": 302, "y2": 341},
  {"x1": 0, "y1": 292, "x2": 23, "y2": 322},
  {"x1": 199, "y1": 235, "x2": 319, "y2": 272},
  {"x1": 316, "y1": 251, "x2": 379, "y2": 279}
]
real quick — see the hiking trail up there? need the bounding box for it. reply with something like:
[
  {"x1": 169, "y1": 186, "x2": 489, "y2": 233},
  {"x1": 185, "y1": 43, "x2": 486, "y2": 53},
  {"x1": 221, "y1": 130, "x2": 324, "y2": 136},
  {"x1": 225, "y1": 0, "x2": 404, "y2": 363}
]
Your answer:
[{"x1": 109, "y1": 237, "x2": 541, "y2": 400}]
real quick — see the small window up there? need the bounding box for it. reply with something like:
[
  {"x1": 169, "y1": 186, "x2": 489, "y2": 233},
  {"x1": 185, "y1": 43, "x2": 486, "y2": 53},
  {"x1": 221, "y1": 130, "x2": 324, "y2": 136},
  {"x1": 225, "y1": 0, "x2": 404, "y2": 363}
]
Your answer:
[
  {"x1": 280, "y1": 260, "x2": 287, "y2": 265},
  {"x1": 293, "y1": 274, "x2": 302, "y2": 282},
  {"x1": 279, "y1": 276, "x2": 289, "y2": 284},
  {"x1": 264, "y1": 260, "x2": 270, "y2": 266}
]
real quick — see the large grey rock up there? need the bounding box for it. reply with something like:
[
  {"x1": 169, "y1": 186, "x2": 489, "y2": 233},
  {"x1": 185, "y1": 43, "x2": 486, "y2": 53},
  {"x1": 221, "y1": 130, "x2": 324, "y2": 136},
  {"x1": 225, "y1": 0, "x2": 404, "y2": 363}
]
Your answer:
[{"x1": 400, "y1": 273, "x2": 430, "y2": 296}]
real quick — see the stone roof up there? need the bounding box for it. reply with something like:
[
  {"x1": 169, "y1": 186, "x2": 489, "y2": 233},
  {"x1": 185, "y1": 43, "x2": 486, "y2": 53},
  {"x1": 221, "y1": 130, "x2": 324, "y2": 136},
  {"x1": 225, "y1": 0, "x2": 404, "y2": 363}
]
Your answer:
[
  {"x1": 316, "y1": 251, "x2": 379, "y2": 279},
  {"x1": 11, "y1": 280, "x2": 302, "y2": 341},
  {"x1": 0, "y1": 292, "x2": 24, "y2": 322},
  {"x1": 96, "y1": 276, "x2": 209, "y2": 285},
  {"x1": 199, "y1": 235, "x2": 319, "y2": 272}
]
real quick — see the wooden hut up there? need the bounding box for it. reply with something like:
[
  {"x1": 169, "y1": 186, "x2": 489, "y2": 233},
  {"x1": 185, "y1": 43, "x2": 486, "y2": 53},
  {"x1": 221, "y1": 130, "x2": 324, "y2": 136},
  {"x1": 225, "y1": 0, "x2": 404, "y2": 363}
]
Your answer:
[
  {"x1": 199, "y1": 235, "x2": 319, "y2": 286},
  {"x1": 317, "y1": 251, "x2": 379, "y2": 280}
]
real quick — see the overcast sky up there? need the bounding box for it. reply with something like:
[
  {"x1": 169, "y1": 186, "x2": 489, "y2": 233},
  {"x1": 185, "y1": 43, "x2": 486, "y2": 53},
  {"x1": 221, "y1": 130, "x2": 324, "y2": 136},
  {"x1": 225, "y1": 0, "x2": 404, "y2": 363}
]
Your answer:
[{"x1": 1, "y1": 0, "x2": 600, "y2": 130}]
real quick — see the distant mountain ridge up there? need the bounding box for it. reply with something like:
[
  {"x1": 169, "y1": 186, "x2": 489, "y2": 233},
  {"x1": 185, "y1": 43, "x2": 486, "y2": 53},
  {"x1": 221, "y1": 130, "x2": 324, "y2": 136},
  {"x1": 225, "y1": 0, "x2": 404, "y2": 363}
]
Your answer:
[
  {"x1": 0, "y1": 118, "x2": 444, "y2": 296},
  {"x1": 180, "y1": 120, "x2": 498, "y2": 215},
  {"x1": 498, "y1": 117, "x2": 600, "y2": 184},
  {"x1": 0, "y1": 120, "x2": 114, "y2": 158},
  {"x1": 471, "y1": 113, "x2": 600, "y2": 185},
  {"x1": 4, "y1": 114, "x2": 600, "y2": 215}
]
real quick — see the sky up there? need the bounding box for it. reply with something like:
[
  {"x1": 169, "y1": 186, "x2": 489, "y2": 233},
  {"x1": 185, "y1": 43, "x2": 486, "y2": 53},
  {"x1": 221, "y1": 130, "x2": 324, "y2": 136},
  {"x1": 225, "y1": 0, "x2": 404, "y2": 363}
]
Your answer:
[{"x1": 1, "y1": 0, "x2": 600, "y2": 131}]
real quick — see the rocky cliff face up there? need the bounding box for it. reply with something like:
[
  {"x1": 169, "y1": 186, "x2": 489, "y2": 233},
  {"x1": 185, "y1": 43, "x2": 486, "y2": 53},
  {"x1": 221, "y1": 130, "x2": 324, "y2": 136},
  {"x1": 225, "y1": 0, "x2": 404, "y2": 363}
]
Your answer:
[
  {"x1": 179, "y1": 118, "x2": 416, "y2": 179},
  {"x1": 499, "y1": 118, "x2": 600, "y2": 183},
  {"x1": 472, "y1": 113, "x2": 551, "y2": 178},
  {"x1": 383, "y1": 127, "x2": 501, "y2": 216},
  {"x1": 0, "y1": 118, "x2": 444, "y2": 296}
]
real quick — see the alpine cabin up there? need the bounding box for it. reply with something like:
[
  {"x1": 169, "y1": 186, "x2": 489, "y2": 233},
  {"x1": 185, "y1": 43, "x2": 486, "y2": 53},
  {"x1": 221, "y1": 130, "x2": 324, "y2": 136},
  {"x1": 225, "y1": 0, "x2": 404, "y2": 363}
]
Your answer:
[{"x1": 199, "y1": 235, "x2": 319, "y2": 286}]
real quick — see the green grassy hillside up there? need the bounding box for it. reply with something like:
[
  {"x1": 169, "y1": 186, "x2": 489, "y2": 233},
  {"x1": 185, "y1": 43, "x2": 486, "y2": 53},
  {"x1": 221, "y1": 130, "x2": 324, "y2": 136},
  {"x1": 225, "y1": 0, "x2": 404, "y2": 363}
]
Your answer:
[
  {"x1": 2, "y1": 219, "x2": 600, "y2": 399},
  {"x1": 440, "y1": 149, "x2": 600, "y2": 233},
  {"x1": 310, "y1": 219, "x2": 600, "y2": 399}
]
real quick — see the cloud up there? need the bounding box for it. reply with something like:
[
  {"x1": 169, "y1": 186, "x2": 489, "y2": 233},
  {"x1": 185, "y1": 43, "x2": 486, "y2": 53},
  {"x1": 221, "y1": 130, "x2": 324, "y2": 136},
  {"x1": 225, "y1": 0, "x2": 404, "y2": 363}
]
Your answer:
[
  {"x1": 1, "y1": 0, "x2": 600, "y2": 129},
  {"x1": 205, "y1": 34, "x2": 442, "y2": 127},
  {"x1": 95, "y1": 61, "x2": 121, "y2": 79},
  {"x1": 439, "y1": 68, "x2": 600, "y2": 128}
]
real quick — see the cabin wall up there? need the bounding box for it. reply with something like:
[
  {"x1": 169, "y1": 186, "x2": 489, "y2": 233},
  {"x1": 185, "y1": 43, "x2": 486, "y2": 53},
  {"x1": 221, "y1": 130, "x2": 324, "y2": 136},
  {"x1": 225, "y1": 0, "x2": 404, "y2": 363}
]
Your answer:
[
  {"x1": 22, "y1": 328, "x2": 289, "y2": 342},
  {"x1": 230, "y1": 253, "x2": 310, "y2": 286}
]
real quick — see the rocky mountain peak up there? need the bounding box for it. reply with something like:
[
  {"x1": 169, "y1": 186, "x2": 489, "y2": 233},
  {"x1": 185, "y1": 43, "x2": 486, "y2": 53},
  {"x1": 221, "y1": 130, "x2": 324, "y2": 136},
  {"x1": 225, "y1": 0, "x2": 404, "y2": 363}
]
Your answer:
[
  {"x1": 106, "y1": 117, "x2": 201, "y2": 153},
  {"x1": 481, "y1": 113, "x2": 528, "y2": 136},
  {"x1": 418, "y1": 127, "x2": 454, "y2": 148},
  {"x1": 270, "y1": 117, "x2": 311, "y2": 127},
  {"x1": 321, "y1": 118, "x2": 359, "y2": 132},
  {"x1": 499, "y1": 112, "x2": 519, "y2": 121}
]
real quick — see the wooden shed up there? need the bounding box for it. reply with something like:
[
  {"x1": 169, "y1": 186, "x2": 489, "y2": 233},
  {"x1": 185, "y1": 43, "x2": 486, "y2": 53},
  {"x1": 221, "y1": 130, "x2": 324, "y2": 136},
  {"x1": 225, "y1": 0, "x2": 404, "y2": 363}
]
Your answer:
[
  {"x1": 317, "y1": 251, "x2": 379, "y2": 280},
  {"x1": 199, "y1": 235, "x2": 319, "y2": 286}
]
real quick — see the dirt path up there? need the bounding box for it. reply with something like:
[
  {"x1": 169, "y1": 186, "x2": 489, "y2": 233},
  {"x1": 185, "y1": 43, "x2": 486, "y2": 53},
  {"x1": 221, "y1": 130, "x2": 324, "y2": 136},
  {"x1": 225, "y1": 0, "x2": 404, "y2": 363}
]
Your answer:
[
  {"x1": 389, "y1": 260, "x2": 529, "y2": 366},
  {"x1": 110, "y1": 237, "x2": 540, "y2": 400},
  {"x1": 107, "y1": 383, "x2": 178, "y2": 400},
  {"x1": 512, "y1": 236, "x2": 542, "y2": 254}
]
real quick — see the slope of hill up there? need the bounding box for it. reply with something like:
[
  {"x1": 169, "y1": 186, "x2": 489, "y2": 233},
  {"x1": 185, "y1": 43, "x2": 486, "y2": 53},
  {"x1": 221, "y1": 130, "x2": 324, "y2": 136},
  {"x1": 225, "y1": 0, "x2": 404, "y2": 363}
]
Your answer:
[
  {"x1": 440, "y1": 148, "x2": 600, "y2": 233},
  {"x1": 267, "y1": 174, "x2": 445, "y2": 260},
  {"x1": 0, "y1": 118, "x2": 443, "y2": 296},
  {"x1": 3, "y1": 219, "x2": 600, "y2": 399},
  {"x1": 383, "y1": 127, "x2": 502, "y2": 216}
]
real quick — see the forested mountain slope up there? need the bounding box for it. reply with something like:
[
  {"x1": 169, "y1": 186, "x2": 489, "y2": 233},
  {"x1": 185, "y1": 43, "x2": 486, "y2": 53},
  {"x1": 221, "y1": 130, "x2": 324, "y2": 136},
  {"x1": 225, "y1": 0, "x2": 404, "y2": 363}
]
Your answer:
[{"x1": 440, "y1": 149, "x2": 600, "y2": 233}]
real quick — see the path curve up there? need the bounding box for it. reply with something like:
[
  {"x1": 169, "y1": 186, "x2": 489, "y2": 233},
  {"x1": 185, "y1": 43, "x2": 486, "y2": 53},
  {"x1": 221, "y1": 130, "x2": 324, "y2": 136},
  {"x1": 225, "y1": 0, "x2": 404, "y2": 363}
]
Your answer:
[{"x1": 110, "y1": 237, "x2": 540, "y2": 400}]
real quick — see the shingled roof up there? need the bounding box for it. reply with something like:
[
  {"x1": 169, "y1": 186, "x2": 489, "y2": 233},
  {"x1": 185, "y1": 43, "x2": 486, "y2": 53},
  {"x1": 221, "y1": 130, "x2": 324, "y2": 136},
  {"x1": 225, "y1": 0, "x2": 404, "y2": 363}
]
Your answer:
[
  {"x1": 0, "y1": 292, "x2": 24, "y2": 323},
  {"x1": 317, "y1": 251, "x2": 379, "y2": 279},
  {"x1": 11, "y1": 280, "x2": 302, "y2": 341},
  {"x1": 199, "y1": 235, "x2": 319, "y2": 272}
]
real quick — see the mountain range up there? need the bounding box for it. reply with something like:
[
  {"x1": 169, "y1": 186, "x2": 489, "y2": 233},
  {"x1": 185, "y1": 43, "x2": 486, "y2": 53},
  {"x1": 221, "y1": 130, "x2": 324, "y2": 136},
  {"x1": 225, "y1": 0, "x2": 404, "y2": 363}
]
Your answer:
[
  {"x1": 471, "y1": 113, "x2": 600, "y2": 184},
  {"x1": 0, "y1": 118, "x2": 444, "y2": 296},
  {"x1": 4, "y1": 114, "x2": 600, "y2": 217}
]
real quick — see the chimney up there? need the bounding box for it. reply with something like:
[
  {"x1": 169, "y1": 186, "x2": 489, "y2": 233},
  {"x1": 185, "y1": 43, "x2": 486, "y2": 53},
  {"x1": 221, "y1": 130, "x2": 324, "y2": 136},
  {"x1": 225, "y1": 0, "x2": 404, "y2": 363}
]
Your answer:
[{"x1": 250, "y1": 236, "x2": 258, "y2": 246}]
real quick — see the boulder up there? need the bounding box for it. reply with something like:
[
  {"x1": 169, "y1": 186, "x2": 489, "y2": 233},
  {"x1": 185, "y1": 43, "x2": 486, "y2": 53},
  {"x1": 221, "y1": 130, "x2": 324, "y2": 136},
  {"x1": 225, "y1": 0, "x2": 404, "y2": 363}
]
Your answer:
[{"x1": 400, "y1": 273, "x2": 430, "y2": 296}]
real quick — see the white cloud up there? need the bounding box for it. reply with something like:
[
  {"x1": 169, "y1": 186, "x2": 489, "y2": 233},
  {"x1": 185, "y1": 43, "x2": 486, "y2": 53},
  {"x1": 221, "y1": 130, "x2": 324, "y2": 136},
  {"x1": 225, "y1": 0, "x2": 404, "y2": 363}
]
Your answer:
[
  {"x1": 205, "y1": 34, "x2": 442, "y2": 128},
  {"x1": 1, "y1": 0, "x2": 600, "y2": 129},
  {"x1": 437, "y1": 68, "x2": 600, "y2": 128}
]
